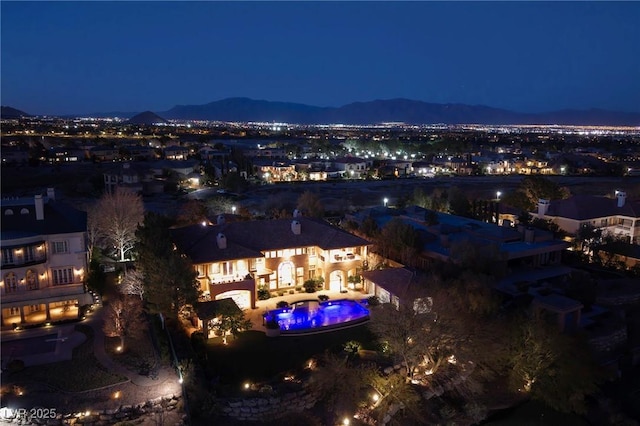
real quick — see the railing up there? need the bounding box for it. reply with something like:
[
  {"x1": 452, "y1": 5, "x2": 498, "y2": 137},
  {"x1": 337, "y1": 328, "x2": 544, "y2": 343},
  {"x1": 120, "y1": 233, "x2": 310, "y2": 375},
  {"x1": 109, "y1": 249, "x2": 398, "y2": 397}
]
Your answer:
[{"x1": 2, "y1": 284, "x2": 86, "y2": 304}]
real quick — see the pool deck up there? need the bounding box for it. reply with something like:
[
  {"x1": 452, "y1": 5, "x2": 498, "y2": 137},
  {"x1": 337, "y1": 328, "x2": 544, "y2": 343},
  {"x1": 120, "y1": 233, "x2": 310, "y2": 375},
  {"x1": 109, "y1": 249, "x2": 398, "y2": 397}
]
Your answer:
[{"x1": 246, "y1": 289, "x2": 372, "y2": 332}]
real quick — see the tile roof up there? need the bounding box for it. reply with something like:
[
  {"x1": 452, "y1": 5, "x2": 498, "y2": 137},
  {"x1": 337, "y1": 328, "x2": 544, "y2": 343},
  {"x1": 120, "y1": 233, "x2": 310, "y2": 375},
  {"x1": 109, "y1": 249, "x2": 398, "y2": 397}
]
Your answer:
[
  {"x1": 171, "y1": 217, "x2": 370, "y2": 264},
  {"x1": 1, "y1": 197, "x2": 87, "y2": 239},
  {"x1": 361, "y1": 267, "x2": 419, "y2": 299},
  {"x1": 541, "y1": 195, "x2": 640, "y2": 220}
]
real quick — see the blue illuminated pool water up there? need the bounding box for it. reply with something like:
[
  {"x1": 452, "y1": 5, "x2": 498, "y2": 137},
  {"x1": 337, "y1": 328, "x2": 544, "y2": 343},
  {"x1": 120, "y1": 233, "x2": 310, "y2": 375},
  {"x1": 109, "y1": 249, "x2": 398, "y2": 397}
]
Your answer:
[{"x1": 264, "y1": 299, "x2": 370, "y2": 333}]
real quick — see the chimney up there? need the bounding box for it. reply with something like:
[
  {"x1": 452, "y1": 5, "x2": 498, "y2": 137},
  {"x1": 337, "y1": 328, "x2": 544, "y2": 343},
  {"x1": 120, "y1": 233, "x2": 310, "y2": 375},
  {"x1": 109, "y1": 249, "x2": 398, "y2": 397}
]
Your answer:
[
  {"x1": 46, "y1": 188, "x2": 55, "y2": 201},
  {"x1": 35, "y1": 195, "x2": 44, "y2": 220},
  {"x1": 216, "y1": 233, "x2": 227, "y2": 249},
  {"x1": 616, "y1": 191, "x2": 627, "y2": 208},
  {"x1": 525, "y1": 227, "x2": 535, "y2": 244},
  {"x1": 217, "y1": 214, "x2": 225, "y2": 225},
  {"x1": 291, "y1": 220, "x2": 301, "y2": 235},
  {"x1": 293, "y1": 209, "x2": 302, "y2": 218},
  {"x1": 537, "y1": 199, "x2": 550, "y2": 216}
]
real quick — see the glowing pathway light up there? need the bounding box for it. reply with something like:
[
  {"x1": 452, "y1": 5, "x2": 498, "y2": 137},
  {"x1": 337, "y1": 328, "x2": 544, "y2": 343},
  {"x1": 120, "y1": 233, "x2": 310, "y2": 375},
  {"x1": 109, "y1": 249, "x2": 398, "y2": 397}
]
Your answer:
[
  {"x1": 496, "y1": 191, "x2": 502, "y2": 201},
  {"x1": 383, "y1": 197, "x2": 388, "y2": 207}
]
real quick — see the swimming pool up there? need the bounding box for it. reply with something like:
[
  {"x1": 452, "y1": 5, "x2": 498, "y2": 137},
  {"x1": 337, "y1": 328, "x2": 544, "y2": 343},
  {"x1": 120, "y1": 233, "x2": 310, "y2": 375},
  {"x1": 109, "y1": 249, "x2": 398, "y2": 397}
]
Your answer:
[{"x1": 264, "y1": 299, "x2": 370, "y2": 334}]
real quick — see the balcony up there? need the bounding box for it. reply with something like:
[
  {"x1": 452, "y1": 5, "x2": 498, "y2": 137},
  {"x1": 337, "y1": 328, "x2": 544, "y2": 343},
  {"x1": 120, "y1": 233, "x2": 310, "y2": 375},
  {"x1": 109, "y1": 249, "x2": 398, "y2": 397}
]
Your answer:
[
  {"x1": 331, "y1": 253, "x2": 360, "y2": 263},
  {"x1": 2, "y1": 284, "x2": 86, "y2": 306}
]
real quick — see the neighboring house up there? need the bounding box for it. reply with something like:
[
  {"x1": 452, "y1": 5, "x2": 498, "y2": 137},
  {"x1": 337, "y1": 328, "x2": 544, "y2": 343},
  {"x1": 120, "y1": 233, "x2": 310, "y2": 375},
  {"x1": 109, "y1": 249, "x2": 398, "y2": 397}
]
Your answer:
[
  {"x1": 171, "y1": 214, "x2": 371, "y2": 311},
  {"x1": 89, "y1": 146, "x2": 120, "y2": 162},
  {"x1": 593, "y1": 242, "x2": 640, "y2": 269},
  {"x1": 361, "y1": 267, "x2": 430, "y2": 310},
  {"x1": 254, "y1": 159, "x2": 298, "y2": 182},
  {"x1": 531, "y1": 191, "x2": 640, "y2": 243},
  {"x1": 47, "y1": 147, "x2": 81, "y2": 163},
  {"x1": 164, "y1": 145, "x2": 191, "y2": 160},
  {"x1": 347, "y1": 205, "x2": 568, "y2": 281},
  {"x1": 332, "y1": 157, "x2": 368, "y2": 179},
  {"x1": 1, "y1": 188, "x2": 92, "y2": 328},
  {"x1": 103, "y1": 162, "x2": 151, "y2": 193}
]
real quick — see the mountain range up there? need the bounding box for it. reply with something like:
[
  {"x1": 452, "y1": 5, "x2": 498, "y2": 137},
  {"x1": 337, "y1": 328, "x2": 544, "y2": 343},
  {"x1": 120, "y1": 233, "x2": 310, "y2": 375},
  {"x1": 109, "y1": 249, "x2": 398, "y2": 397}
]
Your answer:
[
  {"x1": 1, "y1": 106, "x2": 31, "y2": 119},
  {"x1": 5, "y1": 98, "x2": 640, "y2": 126},
  {"x1": 138, "y1": 98, "x2": 640, "y2": 126}
]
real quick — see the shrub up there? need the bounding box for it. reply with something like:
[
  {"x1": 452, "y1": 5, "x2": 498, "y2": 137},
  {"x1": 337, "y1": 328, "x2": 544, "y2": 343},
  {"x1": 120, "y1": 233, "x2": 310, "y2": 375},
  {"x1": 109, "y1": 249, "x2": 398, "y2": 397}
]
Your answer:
[
  {"x1": 257, "y1": 286, "x2": 270, "y2": 300},
  {"x1": 367, "y1": 296, "x2": 380, "y2": 306},
  {"x1": 277, "y1": 291, "x2": 285, "y2": 297},
  {"x1": 303, "y1": 279, "x2": 317, "y2": 293},
  {"x1": 318, "y1": 294, "x2": 329, "y2": 302},
  {"x1": 276, "y1": 301, "x2": 290, "y2": 309},
  {"x1": 295, "y1": 286, "x2": 303, "y2": 292},
  {"x1": 289, "y1": 289, "x2": 295, "y2": 295}
]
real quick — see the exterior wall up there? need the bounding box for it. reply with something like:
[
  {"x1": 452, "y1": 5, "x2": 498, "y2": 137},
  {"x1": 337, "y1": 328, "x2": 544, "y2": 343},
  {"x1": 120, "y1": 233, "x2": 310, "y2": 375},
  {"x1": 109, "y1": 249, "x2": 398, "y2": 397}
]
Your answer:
[
  {"x1": 191, "y1": 245, "x2": 367, "y2": 307},
  {"x1": 1, "y1": 230, "x2": 89, "y2": 327}
]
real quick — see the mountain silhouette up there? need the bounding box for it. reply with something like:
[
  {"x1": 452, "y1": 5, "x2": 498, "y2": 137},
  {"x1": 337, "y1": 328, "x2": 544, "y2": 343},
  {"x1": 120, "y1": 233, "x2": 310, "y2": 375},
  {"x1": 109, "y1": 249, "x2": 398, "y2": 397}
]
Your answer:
[
  {"x1": 127, "y1": 110, "x2": 168, "y2": 125},
  {"x1": 1, "y1": 106, "x2": 31, "y2": 119},
  {"x1": 159, "y1": 98, "x2": 640, "y2": 126}
]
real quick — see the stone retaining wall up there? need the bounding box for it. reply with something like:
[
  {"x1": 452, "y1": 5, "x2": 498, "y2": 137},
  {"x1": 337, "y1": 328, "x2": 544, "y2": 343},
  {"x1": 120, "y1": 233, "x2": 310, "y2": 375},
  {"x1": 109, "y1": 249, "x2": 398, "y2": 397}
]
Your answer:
[
  {"x1": 1, "y1": 395, "x2": 183, "y2": 425},
  {"x1": 219, "y1": 389, "x2": 318, "y2": 422}
]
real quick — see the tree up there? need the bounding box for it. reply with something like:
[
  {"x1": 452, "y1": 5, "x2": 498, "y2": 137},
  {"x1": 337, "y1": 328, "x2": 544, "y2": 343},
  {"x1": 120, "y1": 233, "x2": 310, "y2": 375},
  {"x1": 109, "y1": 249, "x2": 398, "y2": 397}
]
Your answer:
[
  {"x1": 94, "y1": 187, "x2": 144, "y2": 262},
  {"x1": 504, "y1": 176, "x2": 570, "y2": 212},
  {"x1": 210, "y1": 307, "x2": 252, "y2": 344},
  {"x1": 508, "y1": 313, "x2": 603, "y2": 414},
  {"x1": 296, "y1": 190, "x2": 324, "y2": 218},
  {"x1": 103, "y1": 294, "x2": 144, "y2": 347},
  {"x1": 85, "y1": 202, "x2": 105, "y2": 262},
  {"x1": 135, "y1": 212, "x2": 200, "y2": 317},
  {"x1": 368, "y1": 302, "x2": 448, "y2": 378},
  {"x1": 448, "y1": 187, "x2": 472, "y2": 217},
  {"x1": 377, "y1": 218, "x2": 422, "y2": 266},
  {"x1": 176, "y1": 200, "x2": 208, "y2": 226},
  {"x1": 120, "y1": 268, "x2": 145, "y2": 300},
  {"x1": 307, "y1": 352, "x2": 377, "y2": 425}
]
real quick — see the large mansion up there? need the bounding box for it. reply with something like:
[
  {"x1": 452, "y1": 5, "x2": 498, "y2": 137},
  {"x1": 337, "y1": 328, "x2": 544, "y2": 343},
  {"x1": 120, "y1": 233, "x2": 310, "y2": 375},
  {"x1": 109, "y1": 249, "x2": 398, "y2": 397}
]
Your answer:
[
  {"x1": 531, "y1": 191, "x2": 640, "y2": 243},
  {"x1": 170, "y1": 214, "x2": 371, "y2": 310},
  {"x1": 0, "y1": 189, "x2": 92, "y2": 328}
]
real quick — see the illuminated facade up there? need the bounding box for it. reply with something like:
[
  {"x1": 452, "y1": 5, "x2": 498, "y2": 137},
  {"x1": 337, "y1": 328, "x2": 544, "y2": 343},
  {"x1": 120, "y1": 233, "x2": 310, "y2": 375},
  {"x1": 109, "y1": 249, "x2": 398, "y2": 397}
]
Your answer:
[
  {"x1": 0, "y1": 189, "x2": 91, "y2": 328},
  {"x1": 171, "y1": 214, "x2": 370, "y2": 310}
]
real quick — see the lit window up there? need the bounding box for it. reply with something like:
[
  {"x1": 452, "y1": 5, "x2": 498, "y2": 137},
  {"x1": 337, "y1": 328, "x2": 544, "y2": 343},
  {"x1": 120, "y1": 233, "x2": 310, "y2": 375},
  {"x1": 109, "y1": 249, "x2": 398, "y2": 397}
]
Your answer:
[
  {"x1": 52, "y1": 241, "x2": 68, "y2": 254},
  {"x1": 4, "y1": 272, "x2": 18, "y2": 293},
  {"x1": 52, "y1": 267, "x2": 73, "y2": 285}
]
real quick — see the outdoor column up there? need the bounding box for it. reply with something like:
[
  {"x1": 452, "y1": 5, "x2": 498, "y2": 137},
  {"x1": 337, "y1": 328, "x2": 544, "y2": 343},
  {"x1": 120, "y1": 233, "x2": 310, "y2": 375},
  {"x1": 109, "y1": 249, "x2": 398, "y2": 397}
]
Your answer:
[
  {"x1": 202, "y1": 319, "x2": 209, "y2": 340},
  {"x1": 45, "y1": 303, "x2": 51, "y2": 320},
  {"x1": 19, "y1": 306, "x2": 26, "y2": 324}
]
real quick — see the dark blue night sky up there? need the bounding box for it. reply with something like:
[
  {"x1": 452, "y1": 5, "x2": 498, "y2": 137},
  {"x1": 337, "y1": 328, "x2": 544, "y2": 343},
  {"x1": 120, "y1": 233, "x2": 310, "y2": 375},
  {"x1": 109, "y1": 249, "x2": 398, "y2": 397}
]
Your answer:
[{"x1": 2, "y1": 1, "x2": 639, "y2": 116}]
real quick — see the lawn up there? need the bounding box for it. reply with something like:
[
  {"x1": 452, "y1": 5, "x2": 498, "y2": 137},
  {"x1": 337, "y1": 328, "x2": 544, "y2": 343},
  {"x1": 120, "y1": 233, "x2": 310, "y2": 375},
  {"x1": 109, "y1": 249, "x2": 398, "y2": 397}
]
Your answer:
[
  {"x1": 4, "y1": 325, "x2": 128, "y2": 392},
  {"x1": 201, "y1": 325, "x2": 377, "y2": 387}
]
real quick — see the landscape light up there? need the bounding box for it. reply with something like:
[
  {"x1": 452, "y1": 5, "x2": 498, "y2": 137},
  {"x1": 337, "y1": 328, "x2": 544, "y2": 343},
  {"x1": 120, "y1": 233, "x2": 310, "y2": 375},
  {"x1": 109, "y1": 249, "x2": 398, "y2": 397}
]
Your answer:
[
  {"x1": 372, "y1": 393, "x2": 379, "y2": 402},
  {"x1": 496, "y1": 191, "x2": 501, "y2": 200},
  {"x1": 243, "y1": 382, "x2": 251, "y2": 390},
  {"x1": 383, "y1": 197, "x2": 388, "y2": 207},
  {"x1": 343, "y1": 418, "x2": 350, "y2": 426}
]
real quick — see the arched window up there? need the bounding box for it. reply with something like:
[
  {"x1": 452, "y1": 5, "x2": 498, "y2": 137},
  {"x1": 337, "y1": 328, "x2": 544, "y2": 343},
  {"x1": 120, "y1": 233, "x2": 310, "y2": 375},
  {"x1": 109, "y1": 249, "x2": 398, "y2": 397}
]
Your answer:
[
  {"x1": 277, "y1": 261, "x2": 294, "y2": 288},
  {"x1": 20, "y1": 208, "x2": 29, "y2": 215},
  {"x1": 4, "y1": 209, "x2": 13, "y2": 215},
  {"x1": 26, "y1": 269, "x2": 39, "y2": 290},
  {"x1": 4, "y1": 272, "x2": 18, "y2": 293}
]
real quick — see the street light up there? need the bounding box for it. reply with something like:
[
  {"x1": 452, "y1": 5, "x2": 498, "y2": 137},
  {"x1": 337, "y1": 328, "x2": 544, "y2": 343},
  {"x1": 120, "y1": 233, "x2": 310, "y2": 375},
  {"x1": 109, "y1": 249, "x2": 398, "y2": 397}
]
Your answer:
[
  {"x1": 383, "y1": 197, "x2": 388, "y2": 207},
  {"x1": 232, "y1": 206, "x2": 236, "y2": 214},
  {"x1": 496, "y1": 191, "x2": 501, "y2": 201}
]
